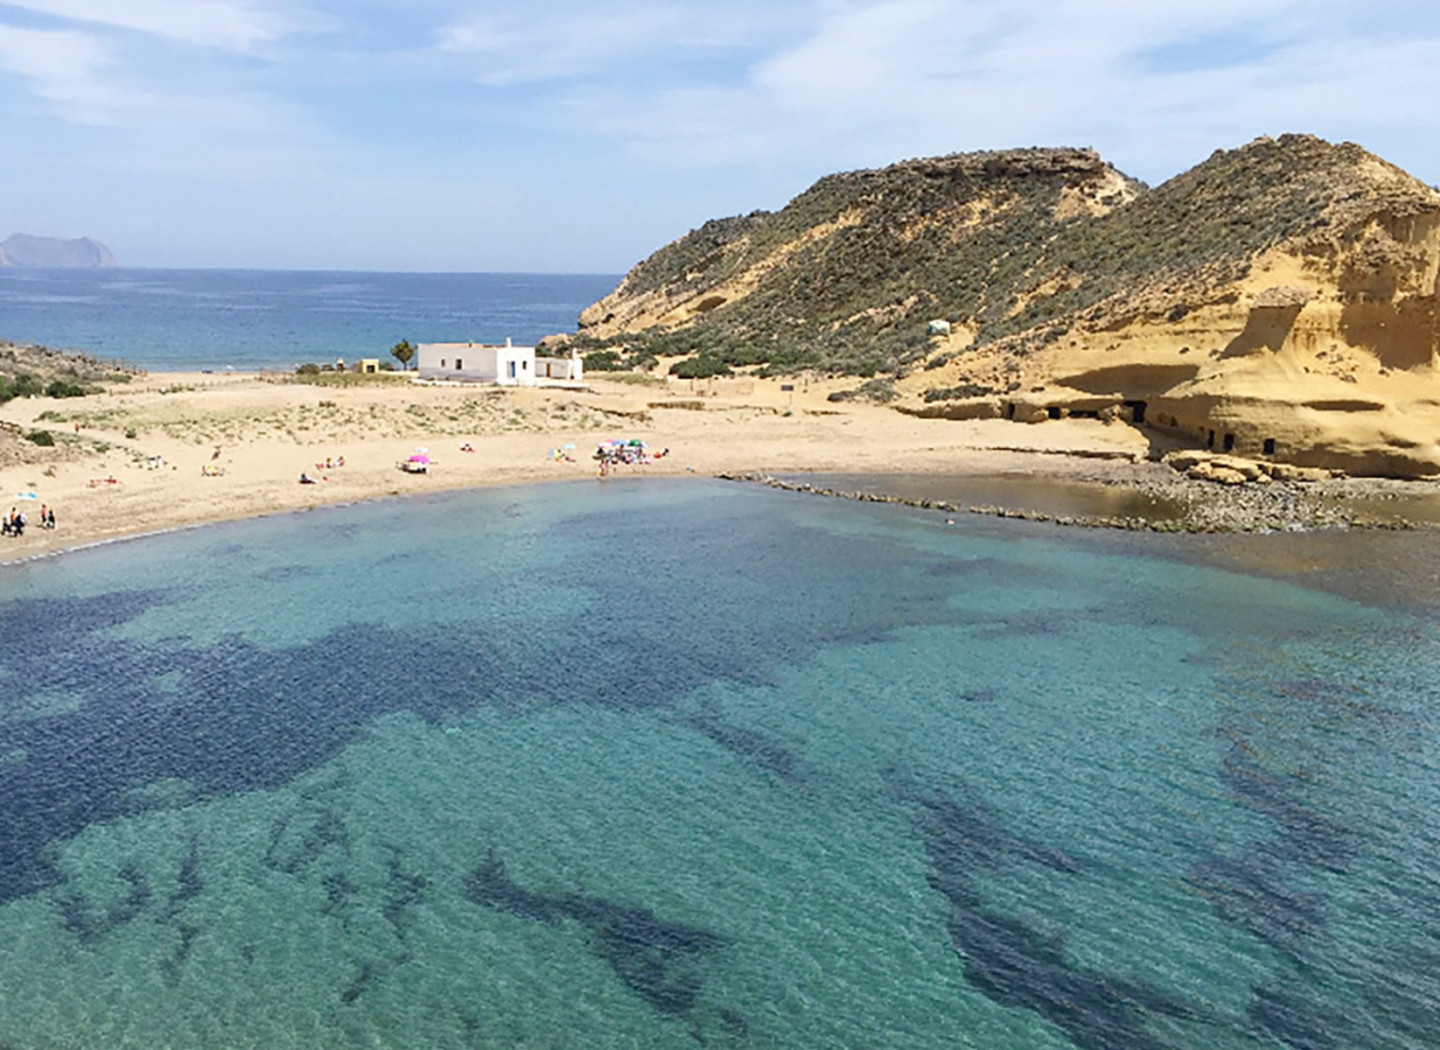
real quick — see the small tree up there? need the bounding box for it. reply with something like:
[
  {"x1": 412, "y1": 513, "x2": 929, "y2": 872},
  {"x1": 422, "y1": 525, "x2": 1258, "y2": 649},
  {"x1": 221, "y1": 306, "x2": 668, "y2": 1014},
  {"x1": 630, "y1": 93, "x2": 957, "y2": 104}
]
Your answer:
[{"x1": 390, "y1": 339, "x2": 416, "y2": 371}]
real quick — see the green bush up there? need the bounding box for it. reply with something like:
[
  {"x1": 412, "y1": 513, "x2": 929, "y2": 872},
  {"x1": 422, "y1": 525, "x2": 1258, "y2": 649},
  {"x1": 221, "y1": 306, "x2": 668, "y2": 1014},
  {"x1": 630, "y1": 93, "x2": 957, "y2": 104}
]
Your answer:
[
  {"x1": 10, "y1": 374, "x2": 41, "y2": 398},
  {"x1": 669, "y1": 355, "x2": 732, "y2": 379},
  {"x1": 922, "y1": 383, "x2": 997, "y2": 402},
  {"x1": 583, "y1": 349, "x2": 627, "y2": 372},
  {"x1": 45, "y1": 379, "x2": 89, "y2": 398},
  {"x1": 295, "y1": 363, "x2": 321, "y2": 376},
  {"x1": 858, "y1": 378, "x2": 899, "y2": 402},
  {"x1": 26, "y1": 430, "x2": 55, "y2": 446},
  {"x1": 828, "y1": 378, "x2": 899, "y2": 404}
]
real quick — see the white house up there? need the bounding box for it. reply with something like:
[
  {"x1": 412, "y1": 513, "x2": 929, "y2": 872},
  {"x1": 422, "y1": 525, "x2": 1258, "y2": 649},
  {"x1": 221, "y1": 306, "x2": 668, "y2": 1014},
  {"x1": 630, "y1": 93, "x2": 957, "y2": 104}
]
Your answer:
[{"x1": 415, "y1": 338, "x2": 584, "y2": 386}]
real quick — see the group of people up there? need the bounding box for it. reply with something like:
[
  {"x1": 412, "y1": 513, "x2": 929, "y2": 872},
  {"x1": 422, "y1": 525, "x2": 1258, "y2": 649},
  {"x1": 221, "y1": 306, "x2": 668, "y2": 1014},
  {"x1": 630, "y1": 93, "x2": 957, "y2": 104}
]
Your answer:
[
  {"x1": 593, "y1": 440, "x2": 669, "y2": 476},
  {"x1": 2, "y1": 504, "x2": 55, "y2": 536},
  {"x1": 299, "y1": 453, "x2": 346, "y2": 485}
]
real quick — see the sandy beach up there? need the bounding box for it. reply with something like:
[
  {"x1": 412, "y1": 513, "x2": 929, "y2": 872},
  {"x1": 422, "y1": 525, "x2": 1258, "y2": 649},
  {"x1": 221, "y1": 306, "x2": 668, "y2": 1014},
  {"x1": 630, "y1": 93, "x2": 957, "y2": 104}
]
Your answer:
[{"x1": 0, "y1": 370, "x2": 1177, "y2": 560}]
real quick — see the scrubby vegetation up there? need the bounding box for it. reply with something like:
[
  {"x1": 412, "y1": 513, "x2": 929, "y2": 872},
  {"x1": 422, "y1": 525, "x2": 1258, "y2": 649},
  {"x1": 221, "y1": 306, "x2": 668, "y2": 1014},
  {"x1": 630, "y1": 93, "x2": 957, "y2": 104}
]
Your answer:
[
  {"x1": 0, "y1": 373, "x2": 42, "y2": 403},
  {"x1": 0, "y1": 342, "x2": 135, "y2": 403},
  {"x1": 289, "y1": 366, "x2": 409, "y2": 388},
  {"x1": 577, "y1": 136, "x2": 1435, "y2": 378},
  {"x1": 827, "y1": 378, "x2": 900, "y2": 404},
  {"x1": 922, "y1": 383, "x2": 999, "y2": 402}
]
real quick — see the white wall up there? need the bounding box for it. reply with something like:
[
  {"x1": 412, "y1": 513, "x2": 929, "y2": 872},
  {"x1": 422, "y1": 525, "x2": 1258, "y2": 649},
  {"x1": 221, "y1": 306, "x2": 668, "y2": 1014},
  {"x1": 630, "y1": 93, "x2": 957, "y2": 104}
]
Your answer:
[
  {"x1": 417, "y1": 342, "x2": 536, "y2": 384},
  {"x1": 536, "y1": 355, "x2": 584, "y2": 382}
]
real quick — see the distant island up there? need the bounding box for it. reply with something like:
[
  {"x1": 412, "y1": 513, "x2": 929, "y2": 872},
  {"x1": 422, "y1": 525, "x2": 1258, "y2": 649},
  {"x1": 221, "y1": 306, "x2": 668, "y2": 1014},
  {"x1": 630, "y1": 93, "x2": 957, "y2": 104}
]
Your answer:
[{"x1": 0, "y1": 233, "x2": 114, "y2": 269}]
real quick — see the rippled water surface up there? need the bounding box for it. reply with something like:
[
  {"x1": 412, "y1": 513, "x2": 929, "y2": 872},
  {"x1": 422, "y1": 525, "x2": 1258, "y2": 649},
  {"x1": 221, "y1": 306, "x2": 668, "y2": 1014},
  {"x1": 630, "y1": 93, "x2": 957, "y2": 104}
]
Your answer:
[
  {"x1": 1, "y1": 480, "x2": 1436, "y2": 1049},
  {"x1": 0, "y1": 269, "x2": 617, "y2": 371}
]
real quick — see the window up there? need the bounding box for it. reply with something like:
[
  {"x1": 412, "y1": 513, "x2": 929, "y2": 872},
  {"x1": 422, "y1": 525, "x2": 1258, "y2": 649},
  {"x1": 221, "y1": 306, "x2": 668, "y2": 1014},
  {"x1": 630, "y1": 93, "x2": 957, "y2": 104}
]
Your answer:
[
  {"x1": 455, "y1": 359, "x2": 463, "y2": 370},
  {"x1": 508, "y1": 361, "x2": 517, "y2": 378}
]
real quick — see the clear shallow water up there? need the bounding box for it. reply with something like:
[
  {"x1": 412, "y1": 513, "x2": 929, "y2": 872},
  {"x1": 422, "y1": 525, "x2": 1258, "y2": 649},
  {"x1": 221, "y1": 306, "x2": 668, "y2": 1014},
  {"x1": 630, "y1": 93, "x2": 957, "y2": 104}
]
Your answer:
[
  {"x1": 0, "y1": 270, "x2": 618, "y2": 371},
  {"x1": 779, "y1": 472, "x2": 1189, "y2": 521},
  {"x1": 0, "y1": 480, "x2": 1437, "y2": 1049}
]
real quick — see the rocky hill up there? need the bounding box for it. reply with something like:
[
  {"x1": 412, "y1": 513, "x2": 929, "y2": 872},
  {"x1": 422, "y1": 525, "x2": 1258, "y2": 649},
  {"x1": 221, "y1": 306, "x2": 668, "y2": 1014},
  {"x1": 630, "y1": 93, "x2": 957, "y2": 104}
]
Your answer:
[
  {"x1": 0, "y1": 233, "x2": 114, "y2": 268},
  {"x1": 0, "y1": 341, "x2": 137, "y2": 393},
  {"x1": 571, "y1": 135, "x2": 1440, "y2": 476}
]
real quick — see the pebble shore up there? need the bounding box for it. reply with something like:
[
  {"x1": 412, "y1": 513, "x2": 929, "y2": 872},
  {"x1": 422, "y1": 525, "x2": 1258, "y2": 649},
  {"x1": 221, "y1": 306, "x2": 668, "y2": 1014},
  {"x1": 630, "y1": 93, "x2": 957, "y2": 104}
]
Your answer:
[{"x1": 719, "y1": 472, "x2": 1428, "y2": 533}]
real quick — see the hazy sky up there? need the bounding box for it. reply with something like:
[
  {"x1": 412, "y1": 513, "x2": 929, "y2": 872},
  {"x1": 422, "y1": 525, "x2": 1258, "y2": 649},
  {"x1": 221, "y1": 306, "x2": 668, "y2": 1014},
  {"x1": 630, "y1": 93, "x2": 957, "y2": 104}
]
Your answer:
[{"x1": 2, "y1": 0, "x2": 1437, "y2": 272}]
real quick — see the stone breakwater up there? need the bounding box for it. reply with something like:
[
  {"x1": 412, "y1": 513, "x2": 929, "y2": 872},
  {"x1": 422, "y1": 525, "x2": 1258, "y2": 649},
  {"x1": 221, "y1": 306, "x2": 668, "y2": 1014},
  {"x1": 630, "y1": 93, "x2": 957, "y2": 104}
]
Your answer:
[{"x1": 717, "y1": 473, "x2": 1425, "y2": 534}]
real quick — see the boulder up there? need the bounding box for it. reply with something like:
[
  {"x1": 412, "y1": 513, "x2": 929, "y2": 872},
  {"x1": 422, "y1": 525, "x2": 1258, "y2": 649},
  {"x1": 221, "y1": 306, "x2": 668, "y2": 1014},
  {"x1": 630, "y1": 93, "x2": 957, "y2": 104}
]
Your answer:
[
  {"x1": 1188, "y1": 462, "x2": 1250, "y2": 485},
  {"x1": 1162, "y1": 450, "x2": 1209, "y2": 472},
  {"x1": 1263, "y1": 462, "x2": 1333, "y2": 483}
]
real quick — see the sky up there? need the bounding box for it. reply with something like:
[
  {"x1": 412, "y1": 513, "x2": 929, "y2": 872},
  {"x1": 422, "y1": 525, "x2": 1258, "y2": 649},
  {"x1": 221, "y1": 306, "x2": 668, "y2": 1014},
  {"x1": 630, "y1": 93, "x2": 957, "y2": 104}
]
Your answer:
[{"x1": 1, "y1": 0, "x2": 1438, "y2": 273}]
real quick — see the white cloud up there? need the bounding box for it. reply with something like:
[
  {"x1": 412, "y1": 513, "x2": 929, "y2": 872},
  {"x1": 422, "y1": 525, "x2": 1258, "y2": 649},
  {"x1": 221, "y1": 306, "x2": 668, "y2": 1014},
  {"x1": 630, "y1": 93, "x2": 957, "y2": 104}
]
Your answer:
[
  {"x1": 434, "y1": 2, "x2": 778, "y2": 85},
  {"x1": 562, "y1": 0, "x2": 1440, "y2": 185},
  {"x1": 0, "y1": 25, "x2": 151, "y2": 122},
  {"x1": 2, "y1": 0, "x2": 294, "y2": 51},
  {"x1": 6, "y1": 0, "x2": 1439, "y2": 269}
]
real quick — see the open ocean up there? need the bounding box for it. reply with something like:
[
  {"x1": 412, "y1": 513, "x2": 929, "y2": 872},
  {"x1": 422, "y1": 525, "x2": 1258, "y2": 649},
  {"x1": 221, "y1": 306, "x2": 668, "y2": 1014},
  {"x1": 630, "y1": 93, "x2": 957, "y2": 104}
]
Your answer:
[
  {"x1": 0, "y1": 269, "x2": 619, "y2": 372},
  {"x1": 1, "y1": 478, "x2": 1438, "y2": 1049}
]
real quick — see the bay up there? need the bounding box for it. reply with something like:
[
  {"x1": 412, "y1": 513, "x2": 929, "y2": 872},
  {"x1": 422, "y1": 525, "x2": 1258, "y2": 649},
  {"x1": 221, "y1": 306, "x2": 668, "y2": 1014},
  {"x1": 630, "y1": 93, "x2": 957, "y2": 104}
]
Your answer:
[
  {"x1": 0, "y1": 478, "x2": 1436, "y2": 1049},
  {"x1": 0, "y1": 270, "x2": 619, "y2": 372}
]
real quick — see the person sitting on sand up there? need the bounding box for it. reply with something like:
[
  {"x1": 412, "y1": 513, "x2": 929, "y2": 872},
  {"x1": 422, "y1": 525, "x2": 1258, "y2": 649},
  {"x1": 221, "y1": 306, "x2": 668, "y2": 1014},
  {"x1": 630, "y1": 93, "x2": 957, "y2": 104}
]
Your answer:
[
  {"x1": 299, "y1": 472, "x2": 316, "y2": 485},
  {"x1": 460, "y1": 442, "x2": 475, "y2": 453},
  {"x1": 44, "y1": 507, "x2": 55, "y2": 529}
]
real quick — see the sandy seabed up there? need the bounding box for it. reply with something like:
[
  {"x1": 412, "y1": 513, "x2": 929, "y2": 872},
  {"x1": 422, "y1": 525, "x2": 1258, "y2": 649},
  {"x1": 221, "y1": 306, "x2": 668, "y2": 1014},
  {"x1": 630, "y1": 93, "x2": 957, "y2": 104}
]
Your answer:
[{"x1": 0, "y1": 370, "x2": 1178, "y2": 561}]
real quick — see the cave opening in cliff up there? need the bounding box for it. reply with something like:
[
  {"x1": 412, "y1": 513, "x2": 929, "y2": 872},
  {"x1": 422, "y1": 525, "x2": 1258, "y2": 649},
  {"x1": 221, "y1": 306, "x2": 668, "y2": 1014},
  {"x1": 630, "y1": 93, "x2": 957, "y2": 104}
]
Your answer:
[
  {"x1": 1263, "y1": 437, "x2": 1276, "y2": 456},
  {"x1": 1047, "y1": 407, "x2": 1062, "y2": 420},
  {"x1": 1123, "y1": 400, "x2": 1147, "y2": 423},
  {"x1": 1006, "y1": 402, "x2": 1016, "y2": 420},
  {"x1": 1224, "y1": 433, "x2": 1236, "y2": 452},
  {"x1": 1207, "y1": 429, "x2": 1215, "y2": 449}
]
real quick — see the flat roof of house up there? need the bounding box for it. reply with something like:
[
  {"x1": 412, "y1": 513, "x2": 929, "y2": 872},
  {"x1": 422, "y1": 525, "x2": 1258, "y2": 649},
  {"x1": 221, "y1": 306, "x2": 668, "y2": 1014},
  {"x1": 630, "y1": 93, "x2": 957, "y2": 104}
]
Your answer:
[{"x1": 418, "y1": 342, "x2": 533, "y2": 350}]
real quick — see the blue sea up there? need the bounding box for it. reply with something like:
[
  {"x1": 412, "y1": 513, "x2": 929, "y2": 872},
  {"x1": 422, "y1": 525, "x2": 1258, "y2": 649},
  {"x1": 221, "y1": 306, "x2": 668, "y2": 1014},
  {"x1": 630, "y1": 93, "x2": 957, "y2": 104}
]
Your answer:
[
  {"x1": 0, "y1": 269, "x2": 619, "y2": 372},
  {"x1": 1, "y1": 478, "x2": 1438, "y2": 1049}
]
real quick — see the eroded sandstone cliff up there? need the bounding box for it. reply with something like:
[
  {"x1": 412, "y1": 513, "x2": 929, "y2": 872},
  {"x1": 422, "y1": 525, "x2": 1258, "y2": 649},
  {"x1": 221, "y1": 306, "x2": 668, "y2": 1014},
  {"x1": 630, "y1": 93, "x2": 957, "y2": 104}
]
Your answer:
[{"x1": 576, "y1": 135, "x2": 1440, "y2": 476}]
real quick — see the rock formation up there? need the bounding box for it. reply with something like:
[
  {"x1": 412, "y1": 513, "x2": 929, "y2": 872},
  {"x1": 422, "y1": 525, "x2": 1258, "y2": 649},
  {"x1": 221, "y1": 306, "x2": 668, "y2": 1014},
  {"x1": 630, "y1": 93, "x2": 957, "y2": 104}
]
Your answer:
[
  {"x1": 0, "y1": 233, "x2": 115, "y2": 268},
  {"x1": 576, "y1": 135, "x2": 1440, "y2": 477}
]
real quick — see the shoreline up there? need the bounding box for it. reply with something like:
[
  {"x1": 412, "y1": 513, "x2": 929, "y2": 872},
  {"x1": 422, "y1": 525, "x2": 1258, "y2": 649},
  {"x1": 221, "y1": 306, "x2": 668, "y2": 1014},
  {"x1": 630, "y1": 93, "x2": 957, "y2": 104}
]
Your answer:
[
  {"x1": 726, "y1": 472, "x2": 1435, "y2": 533},
  {"x1": 3, "y1": 368, "x2": 1439, "y2": 565}
]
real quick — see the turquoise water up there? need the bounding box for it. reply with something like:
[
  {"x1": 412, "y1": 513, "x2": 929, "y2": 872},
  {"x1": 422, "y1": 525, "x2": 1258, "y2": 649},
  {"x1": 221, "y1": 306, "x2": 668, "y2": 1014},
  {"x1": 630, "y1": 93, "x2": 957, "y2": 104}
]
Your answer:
[{"x1": 0, "y1": 480, "x2": 1437, "y2": 1048}]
